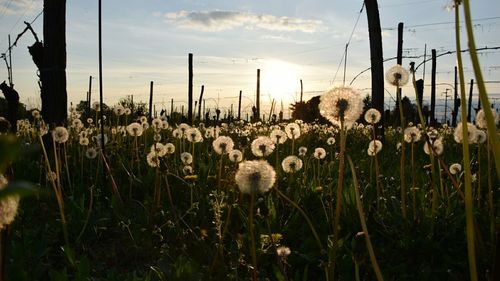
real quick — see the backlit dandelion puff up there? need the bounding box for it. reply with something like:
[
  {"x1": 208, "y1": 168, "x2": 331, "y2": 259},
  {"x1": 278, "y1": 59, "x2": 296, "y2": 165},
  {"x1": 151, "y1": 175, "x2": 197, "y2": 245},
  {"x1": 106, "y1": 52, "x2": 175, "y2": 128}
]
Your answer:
[
  {"x1": 186, "y1": 128, "x2": 203, "y2": 143},
  {"x1": 404, "y1": 126, "x2": 422, "y2": 143},
  {"x1": 270, "y1": 129, "x2": 287, "y2": 144},
  {"x1": 52, "y1": 126, "x2": 69, "y2": 143},
  {"x1": 126, "y1": 122, "x2": 143, "y2": 137},
  {"x1": 367, "y1": 140, "x2": 383, "y2": 156},
  {"x1": 151, "y1": 117, "x2": 163, "y2": 131},
  {"x1": 276, "y1": 246, "x2": 291, "y2": 258},
  {"x1": 364, "y1": 108, "x2": 381, "y2": 124},
  {"x1": 449, "y1": 163, "x2": 462, "y2": 175},
  {"x1": 281, "y1": 155, "x2": 303, "y2": 173},
  {"x1": 475, "y1": 109, "x2": 498, "y2": 129},
  {"x1": 327, "y1": 137, "x2": 336, "y2": 145},
  {"x1": 251, "y1": 136, "x2": 275, "y2": 157},
  {"x1": 298, "y1": 146, "x2": 307, "y2": 156},
  {"x1": 318, "y1": 86, "x2": 363, "y2": 129},
  {"x1": 151, "y1": 143, "x2": 167, "y2": 157},
  {"x1": 229, "y1": 149, "x2": 243, "y2": 163},
  {"x1": 113, "y1": 104, "x2": 125, "y2": 116},
  {"x1": 313, "y1": 147, "x2": 326, "y2": 159},
  {"x1": 172, "y1": 128, "x2": 183, "y2": 139},
  {"x1": 424, "y1": 138, "x2": 444, "y2": 156},
  {"x1": 146, "y1": 151, "x2": 161, "y2": 168},
  {"x1": 79, "y1": 137, "x2": 89, "y2": 146},
  {"x1": 235, "y1": 160, "x2": 276, "y2": 194},
  {"x1": 212, "y1": 136, "x2": 235, "y2": 155},
  {"x1": 178, "y1": 123, "x2": 190, "y2": 136},
  {"x1": 385, "y1": 64, "x2": 410, "y2": 87},
  {"x1": 165, "y1": 143, "x2": 176, "y2": 154},
  {"x1": 285, "y1": 123, "x2": 301, "y2": 139},
  {"x1": 454, "y1": 122, "x2": 478, "y2": 144},
  {"x1": 180, "y1": 152, "x2": 193, "y2": 165},
  {"x1": 0, "y1": 174, "x2": 20, "y2": 230},
  {"x1": 476, "y1": 130, "x2": 487, "y2": 144}
]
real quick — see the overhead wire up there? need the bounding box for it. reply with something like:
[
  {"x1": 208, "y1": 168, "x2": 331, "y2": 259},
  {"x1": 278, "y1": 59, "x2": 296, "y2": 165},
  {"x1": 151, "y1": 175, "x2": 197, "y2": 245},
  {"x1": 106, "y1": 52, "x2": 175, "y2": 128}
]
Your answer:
[{"x1": 331, "y1": 1, "x2": 365, "y2": 86}]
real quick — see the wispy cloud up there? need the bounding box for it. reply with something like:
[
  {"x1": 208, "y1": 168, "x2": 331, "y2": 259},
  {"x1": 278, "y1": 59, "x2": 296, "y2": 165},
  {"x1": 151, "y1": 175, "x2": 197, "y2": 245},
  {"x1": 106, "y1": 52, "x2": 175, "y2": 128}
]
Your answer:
[
  {"x1": 164, "y1": 10, "x2": 324, "y2": 33},
  {"x1": 0, "y1": 0, "x2": 41, "y2": 16}
]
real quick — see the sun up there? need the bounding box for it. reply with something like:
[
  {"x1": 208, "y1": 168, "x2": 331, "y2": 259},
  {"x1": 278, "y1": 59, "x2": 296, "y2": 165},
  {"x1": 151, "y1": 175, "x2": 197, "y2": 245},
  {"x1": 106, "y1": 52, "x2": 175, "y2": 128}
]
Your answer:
[{"x1": 260, "y1": 59, "x2": 301, "y2": 103}]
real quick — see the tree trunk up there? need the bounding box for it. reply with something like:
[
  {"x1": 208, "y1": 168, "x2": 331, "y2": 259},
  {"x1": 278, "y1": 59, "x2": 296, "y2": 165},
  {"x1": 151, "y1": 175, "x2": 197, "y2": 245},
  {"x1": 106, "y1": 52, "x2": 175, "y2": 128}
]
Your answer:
[
  {"x1": 41, "y1": 0, "x2": 67, "y2": 126},
  {"x1": 364, "y1": 0, "x2": 384, "y2": 131}
]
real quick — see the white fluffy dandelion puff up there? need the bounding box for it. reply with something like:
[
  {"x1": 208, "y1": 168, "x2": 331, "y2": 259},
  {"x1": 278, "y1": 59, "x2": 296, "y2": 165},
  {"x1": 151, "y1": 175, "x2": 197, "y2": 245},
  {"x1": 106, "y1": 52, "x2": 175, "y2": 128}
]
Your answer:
[
  {"x1": 298, "y1": 146, "x2": 307, "y2": 156},
  {"x1": 212, "y1": 136, "x2": 235, "y2": 155},
  {"x1": 454, "y1": 122, "x2": 478, "y2": 144},
  {"x1": 318, "y1": 86, "x2": 364, "y2": 128},
  {"x1": 0, "y1": 175, "x2": 20, "y2": 230},
  {"x1": 385, "y1": 64, "x2": 410, "y2": 87},
  {"x1": 186, "y1": 128, "x2": 203, "y2": 143},
  {"x1": 150, "y1": 143, "x2": 167, "y2": 157},
  {"x1": 281, "y1": 155, "x2": 303, "y2": 173},
  {"x1": 285, "y1": 123, "x2": 301, "y2": 139},
  {"x1": 126, "y1": 122, "x2": 144, "y2": 137},
  {"x1": 327, "y1": 137, "x2": 336, "y2": 145},
  {"x1": 165, "y1": 143, "x2": 176, "y2": 154},
  {"x1": 404, "y1": 126, "x2": 422, "y2": 143},
  {"x1": 364, "y1": 108, "x2": 381, "y2": 124},
  {"x1": 475, "y1": 109, "x2": 498, "y2": 129},
  {"x1": 424, "y1": 138, "x2": 444, "y2": 156},
  {"x1": 146, "y1": 151, "x2": 161, "y2": 168},
  {"x1": 52, "y1": 126, "x2": 69, "y2": 143},
  {"x1": 313, "y1": 147, "x2": 327, "y2": 159},
  {"x1": 180, "y1": 152, "x2": 193, "y2": 165},
  {"x1": 251, "y1": 136, "x2": 276, "y2": 157},
  {"x1": 276, "y1": 246, "x2": 291, "y2": 258},
  {"x1": 235, "y1": 160, "x2": 276, "y2": 194},
  {"x1": 270, "y1": 129, "x2": 287, "y2": 144},
  {"x1": 449, "y1": 163, "x2": 462, "y2": 175},
  {"x1": 367, "y1": 140, "x2": 383, "y2": 156},
  {"x1": 229, "y1": 149, "x2": 243, "y2": 163}
]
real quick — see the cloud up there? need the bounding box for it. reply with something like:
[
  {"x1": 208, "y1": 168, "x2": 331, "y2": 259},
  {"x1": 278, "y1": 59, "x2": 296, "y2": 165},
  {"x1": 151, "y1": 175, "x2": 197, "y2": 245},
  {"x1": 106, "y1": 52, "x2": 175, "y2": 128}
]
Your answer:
[
  {"x1": 0, "y1": 0, "x2": 41, "y2": 16},
  {"x1": 164, "y1": 10, "x2": 323, "y2": 33}
]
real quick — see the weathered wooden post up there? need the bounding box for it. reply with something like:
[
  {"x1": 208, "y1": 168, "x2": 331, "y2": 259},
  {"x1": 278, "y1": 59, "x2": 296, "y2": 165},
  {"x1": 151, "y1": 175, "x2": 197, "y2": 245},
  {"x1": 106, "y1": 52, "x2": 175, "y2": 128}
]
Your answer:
[
  {"x1": 452, "y1": 67, "x2": 459, "y2": 126},
  {"x1": 430, "y1": 49, "x2": 437, "y2": 126},
  {"x1": 188, "y1": 53, "x2": 193, "y2": 124},
  {"x1": 197, "y1": 85, "x2": 204, "y2": 121},
  {"x1": 87, "y1": 75, "x2": 92, "y2": 115},
  {"x1": 300, "y1": 79, "x2": 303, "y2": 103},
  {"x1": 365, "y1": 0, "x2": 384, "y2": 129},
  {"x1": 467, "y1": 79, "x2": 474, "y2": 121},
  {"x1": 396, "y1": 22, "x2": 404, "y2": 127},
  {"x1": 149, "y1": 81, "x2": 154, "y2": 120},
  {"x1": 256, "y1": 69, "x2": 261, "y2": 121},
  {"x1": 238, "y1": 90, "x2": 242, "y2": 120}
]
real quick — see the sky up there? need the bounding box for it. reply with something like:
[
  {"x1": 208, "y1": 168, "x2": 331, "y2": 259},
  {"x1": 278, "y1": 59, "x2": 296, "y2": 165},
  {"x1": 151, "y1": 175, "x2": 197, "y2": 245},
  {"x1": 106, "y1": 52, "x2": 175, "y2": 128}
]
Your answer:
[{"x1": 0, "y1": 0, "x2": 499, "y2": 122}]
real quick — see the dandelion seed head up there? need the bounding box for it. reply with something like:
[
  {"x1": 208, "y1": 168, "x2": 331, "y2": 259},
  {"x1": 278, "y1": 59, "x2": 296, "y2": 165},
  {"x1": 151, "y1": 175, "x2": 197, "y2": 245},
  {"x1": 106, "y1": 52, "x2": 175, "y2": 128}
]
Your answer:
[
  {"x1": 251, "y1": 136, "x2": 275, "y2": 157},
  {"x1": 270, "y1": 129, "x2": 287, "y2": 144},
  {"x1": 313, "y1": 147, "x2": 326, "y2": 159},
  {"x1": 52, "y1": 126, "x2": 69, "y2": 143},
  {"x1": 146, "y1": 151, "x2": 161, "y2": 168},
  {"x1": 404, "y1": 126, "x2": 421, "y2": 143},
  {"x1": 186, "y1": 128, "x2": 203, "y2": 143},
  {"x1": 327, "y1": 137, "x2": 336, "y2": 145},
  {"x1": 385, "y1": 64, "x2": 410, "y2": 87},
  {"x1": 281, "y1": 155, "x2": 303, "y2": 173},
  {"x1": 165, "y1": 143, "x2": 176, "y2": 154},
  {"x1": 0, "y1": 175, "x2": 20, "y2": 230},
  {"x1": 229, "y1": 149, "x2": 243, "y2": 163},
  {"x1": 454, "y1": 122, "x2": 478, "y2": 144},
  {"x1": 364, "y1": 108, "x2": 381, "y2": 124},
  {"x1": 276, "y1": 246, "x2": 291, "y2": 258},
  {"x1": 449, "y1": 163, "x2": 462, "y2": 175},
  {"x1": 423, "y1": 139, "x2": 444, "y2": 156},
  {"x1": 319, "y1": 87, "x2": 363, "y2": 129},
  {"x1": 298, "y1": 146, "x2": 307, "y2": 156},
  {"x1": 180, "y1": 152, "x2": 193, "y2": 165},
  {"x1": 285, "y1": 123, "x2": 301, "y2": 139},
  {"x1": 126, "y1": 122, "x2": 144, "y2": 137},
  {"x1": 213, "y1": 136, "x2": 235, "y2": 155},
  {"x1": 85, "y1": 147, "x2": 98, "y2": 159},
  {"x1": 367, "y1": 140, "x2": 383, "y2": 156},
  {"x1": 235, "y1": 160, "x2": 276, "y2": 194}
]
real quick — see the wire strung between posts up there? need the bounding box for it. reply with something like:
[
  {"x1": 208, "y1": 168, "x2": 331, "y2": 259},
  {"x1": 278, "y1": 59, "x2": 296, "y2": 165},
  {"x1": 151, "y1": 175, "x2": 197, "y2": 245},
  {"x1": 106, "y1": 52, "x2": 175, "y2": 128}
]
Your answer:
[{"x1": 331, "y1": 2, "x2": 365, "y2": 86}]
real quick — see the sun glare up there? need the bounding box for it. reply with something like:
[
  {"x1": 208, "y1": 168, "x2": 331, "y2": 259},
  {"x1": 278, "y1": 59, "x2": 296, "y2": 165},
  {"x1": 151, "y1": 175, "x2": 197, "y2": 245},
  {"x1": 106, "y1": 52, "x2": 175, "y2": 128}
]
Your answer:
[{"x1": 261, "y1": 59, "x2": 301, "y2": 103}]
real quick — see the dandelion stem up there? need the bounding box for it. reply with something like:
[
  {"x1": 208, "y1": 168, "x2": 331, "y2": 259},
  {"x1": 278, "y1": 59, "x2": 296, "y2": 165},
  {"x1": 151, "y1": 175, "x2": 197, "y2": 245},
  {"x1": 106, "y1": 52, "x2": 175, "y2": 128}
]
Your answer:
[
  {"x1": 455, "y1": 2, "x2": 478, "y2": 280},
  {"x1": 347, "y1": 156, "x2": 384, "y2": 281},
  {"x1": 248, "y1": 193, "x2": 258, "y2": 281}
]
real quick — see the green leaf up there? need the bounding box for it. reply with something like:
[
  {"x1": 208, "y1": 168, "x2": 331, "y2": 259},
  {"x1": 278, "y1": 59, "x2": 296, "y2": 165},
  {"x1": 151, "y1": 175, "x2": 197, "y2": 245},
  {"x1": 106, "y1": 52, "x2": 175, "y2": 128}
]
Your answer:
[{"x1": 0, "y1": 180, "x2": 38, "y2": 200}]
